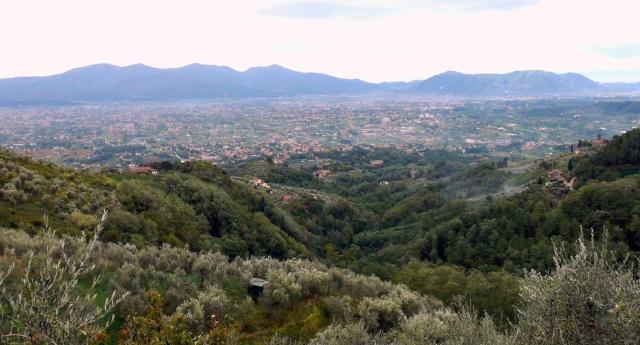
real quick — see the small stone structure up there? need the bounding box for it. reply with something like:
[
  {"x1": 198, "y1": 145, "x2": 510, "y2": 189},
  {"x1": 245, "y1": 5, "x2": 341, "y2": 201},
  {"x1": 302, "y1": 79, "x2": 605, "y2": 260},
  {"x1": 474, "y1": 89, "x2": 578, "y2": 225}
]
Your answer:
[{"x1": 248, "y1": 277, "x2": 268, "y2": 302}]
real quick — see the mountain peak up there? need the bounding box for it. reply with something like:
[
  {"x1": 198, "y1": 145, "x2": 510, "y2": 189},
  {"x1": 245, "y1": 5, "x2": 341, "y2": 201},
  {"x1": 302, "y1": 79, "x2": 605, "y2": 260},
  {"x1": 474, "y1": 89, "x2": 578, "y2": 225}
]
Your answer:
[{"x1": 245, "y1": 64, "x2": 293, "y2": 73}]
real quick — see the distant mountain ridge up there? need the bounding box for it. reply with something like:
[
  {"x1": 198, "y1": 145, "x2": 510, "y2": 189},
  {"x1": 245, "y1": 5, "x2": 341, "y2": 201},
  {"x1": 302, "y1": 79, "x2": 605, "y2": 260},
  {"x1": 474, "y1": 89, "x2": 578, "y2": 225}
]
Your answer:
[
  {"x1": 411, "y1": 70, "x2": 601, "y2": 96},
  {"x1": 0, "y1": 64, "x2": 636, "y2": 102},
  {"x1": 0, "y1": 63, "x2": 375, "y2": 102}
]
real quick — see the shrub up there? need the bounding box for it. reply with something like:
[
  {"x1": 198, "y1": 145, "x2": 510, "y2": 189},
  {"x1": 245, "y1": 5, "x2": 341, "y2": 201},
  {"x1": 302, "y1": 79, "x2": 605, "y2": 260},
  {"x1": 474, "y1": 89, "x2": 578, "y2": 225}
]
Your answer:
[
  {"x1": 69, "y1": 209, "x2": 101, "y2": 230},
  {"x1": 262, "y1": 270, "x2": 302, "y2": 308},
  {"x1": 192, "y1": 251, "x2": 231, "y2": 288},
  {"x1": 395, "y1": 305, "x2": 513, "y2": 345},
  {"x1": 0, "y1": 212, "x2": 128, "y2": 345},
  {"x1": 359, "y1": 297, "x2": 406, "y2": 333},
  {"x1": 118, "y1": 291, "x2": 195, "y2": 345},
  {"x1": 308, "y1": 322, "x2": 385, "y2": 345},
  {"x1": 323, "y1": 296, "x2": 353, "y2": 324},
  {"x1": 515, "y1": 232, "x2": 640, "y2": 345},
  {"x1": 176, "y1": 285, "x2": 230, "y2": 333}
]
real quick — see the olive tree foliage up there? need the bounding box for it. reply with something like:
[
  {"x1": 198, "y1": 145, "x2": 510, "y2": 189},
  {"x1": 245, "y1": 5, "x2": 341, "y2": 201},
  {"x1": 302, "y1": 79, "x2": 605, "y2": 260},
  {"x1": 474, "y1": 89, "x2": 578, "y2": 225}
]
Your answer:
[
  {"x1": 0, "y1": 157, "x2": 115, "y2": 215},
  {"x1": 323, "y1": 296, "x2": 353, "y2": 324},
  {"x1": 175, "y1": 285, "x2": 230, "y2": 334},
  {"x1": 304, "y1": 232, "x2": 640, "y2": 345},
  {"x1": 394, "y1": 305, "x2": 515, "y2": 345},
  {"x1": 275, "y1": 305, "x2": 512, "y2": 345},
  {"x1": 304, "y1": 299, "x2": 514, "y2": 345},
  {"x1": 0, "y1": 212, "x2": 128, "y2": 345},
  {"x1": 359, "y1": 296, "x2": 407, "y2": 333},
  {"x1": 309, "y1": 322, "x2": 387, "y2": 345},
  {"x1": 262, "y1": 270, "x2": 303, "y2": 308},
  {"x1": 0, "y1": 159, "x2": 44, "y2": 204},
  {"x1": 192, "y1": 251, "x2": 232, "y2": 289},
  {"x1": 515, "y1": 232, "x2": 640, "y2": 345},
  {"x1": 2, "y1": 213, "x2": 637, "y2": 345}
]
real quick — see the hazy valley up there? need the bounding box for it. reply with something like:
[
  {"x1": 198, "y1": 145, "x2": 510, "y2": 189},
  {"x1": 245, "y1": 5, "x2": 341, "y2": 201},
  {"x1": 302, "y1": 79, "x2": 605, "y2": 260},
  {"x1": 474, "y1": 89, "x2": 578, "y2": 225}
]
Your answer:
[{"x1": 2, "y1": 89, "x2": 640, "y2": 343}]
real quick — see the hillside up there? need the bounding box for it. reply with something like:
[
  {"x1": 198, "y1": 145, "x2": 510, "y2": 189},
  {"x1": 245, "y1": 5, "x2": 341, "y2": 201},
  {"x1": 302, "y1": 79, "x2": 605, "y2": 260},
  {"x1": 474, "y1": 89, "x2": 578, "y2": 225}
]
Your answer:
[
  {"x1": 0, "y1": 150, "x2": 318, "y2": 258},
  {"x1": 4, "y1": 131, "x2": 640, "y2": 276},
  {"x1": 2, "y1": 130, "x2": 640, "y2": 342},
  {"x1": 0, "y1": 217, "x2": 637, "y2": 344},
  {"x1": 571, "y1": 126, "x2": 640, "y2": 185},
  {"x1": 2, "y1": 131, "x2": 640, "y2": 320}
]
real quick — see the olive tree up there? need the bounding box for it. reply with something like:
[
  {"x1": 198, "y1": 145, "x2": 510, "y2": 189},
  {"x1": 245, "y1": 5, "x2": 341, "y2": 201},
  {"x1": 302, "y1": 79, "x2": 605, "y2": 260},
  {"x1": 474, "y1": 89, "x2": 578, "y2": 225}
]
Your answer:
[
  {"x1": 515, "y1": 232, "x2": 640, "y2": 345},
  {"x1": 0, "y1": 212, "x2": 128, "y2": 345}
]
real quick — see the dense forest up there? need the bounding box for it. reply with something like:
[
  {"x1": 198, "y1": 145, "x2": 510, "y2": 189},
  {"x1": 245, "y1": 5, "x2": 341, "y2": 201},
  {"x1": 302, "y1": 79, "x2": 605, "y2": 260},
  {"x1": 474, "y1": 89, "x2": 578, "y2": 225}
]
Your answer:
[{"x1": 2, "y1": 129, "x2": 640, "y2": 343}]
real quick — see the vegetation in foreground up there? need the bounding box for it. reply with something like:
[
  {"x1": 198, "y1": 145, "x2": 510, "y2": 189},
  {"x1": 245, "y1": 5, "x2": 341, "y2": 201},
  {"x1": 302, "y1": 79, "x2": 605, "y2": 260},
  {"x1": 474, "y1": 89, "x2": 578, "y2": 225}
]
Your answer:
[{"x1": 0, "y1": 219, "x2": 638, "y2": 344}]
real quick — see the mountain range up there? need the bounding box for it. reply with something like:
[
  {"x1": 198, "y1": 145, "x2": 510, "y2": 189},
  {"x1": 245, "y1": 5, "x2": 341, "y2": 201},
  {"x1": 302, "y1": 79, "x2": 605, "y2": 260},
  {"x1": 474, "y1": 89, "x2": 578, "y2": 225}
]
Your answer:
[
  {"x1": 0, "y1": 63, "x2": 637, "y2": 103},
  {"x1": 411, "y1": 70, "x2": 600, "y2": 95}
]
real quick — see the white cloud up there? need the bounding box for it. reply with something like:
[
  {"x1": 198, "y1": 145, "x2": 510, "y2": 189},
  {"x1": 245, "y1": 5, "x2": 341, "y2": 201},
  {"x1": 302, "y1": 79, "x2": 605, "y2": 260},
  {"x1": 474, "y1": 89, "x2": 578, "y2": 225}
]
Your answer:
[
  {"x1": 0, "y1": 0, "x2": 638, "y2": 82},
  {"x1": 261, "y1": 1, "x2": 387, "y2": 20},
  {"x1": 594, "y1": 45, "x2": 640, "y2": 59},
  {"x1": 407, "y1": 0, "x2": 539, "y2": 11}
]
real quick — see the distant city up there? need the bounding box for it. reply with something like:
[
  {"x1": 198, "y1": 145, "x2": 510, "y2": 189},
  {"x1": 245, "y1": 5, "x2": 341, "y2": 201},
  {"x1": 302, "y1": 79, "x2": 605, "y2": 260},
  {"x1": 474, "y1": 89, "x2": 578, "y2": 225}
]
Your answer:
[{"x1": 1, "y1": 96, "x2": 637, "y2": 170}]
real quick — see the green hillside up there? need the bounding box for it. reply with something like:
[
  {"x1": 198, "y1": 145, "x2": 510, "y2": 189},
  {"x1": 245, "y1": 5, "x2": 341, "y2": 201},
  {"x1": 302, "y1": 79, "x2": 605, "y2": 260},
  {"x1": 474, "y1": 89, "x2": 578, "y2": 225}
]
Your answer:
[
  {"x1": 0, "y1": 150, "x2": 315, "y2": 258},
  {"x1": 3, "y1": 129, "x2": 640, "y2": 343}
]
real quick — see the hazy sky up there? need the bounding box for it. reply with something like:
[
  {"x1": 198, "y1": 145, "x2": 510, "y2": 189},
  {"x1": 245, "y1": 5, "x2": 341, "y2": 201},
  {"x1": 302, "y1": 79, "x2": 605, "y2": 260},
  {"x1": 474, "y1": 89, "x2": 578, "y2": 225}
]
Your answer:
[{"x1": 1, "y1": 0, "x2": 639, "y2": 82}]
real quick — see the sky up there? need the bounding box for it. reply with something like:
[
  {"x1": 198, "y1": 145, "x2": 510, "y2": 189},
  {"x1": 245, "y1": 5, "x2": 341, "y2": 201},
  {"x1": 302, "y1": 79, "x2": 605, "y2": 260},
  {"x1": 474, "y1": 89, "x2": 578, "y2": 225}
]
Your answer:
[{"x1": 0, "y1": 0, "x2": 639, "y2": 82}]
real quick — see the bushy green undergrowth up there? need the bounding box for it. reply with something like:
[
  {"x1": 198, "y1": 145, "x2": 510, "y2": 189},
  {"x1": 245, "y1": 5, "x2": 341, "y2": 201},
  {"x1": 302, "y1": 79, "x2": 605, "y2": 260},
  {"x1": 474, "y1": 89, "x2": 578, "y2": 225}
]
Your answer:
[{"x1": 1, "y1": 223, "x2": 639, "y2": 344}]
